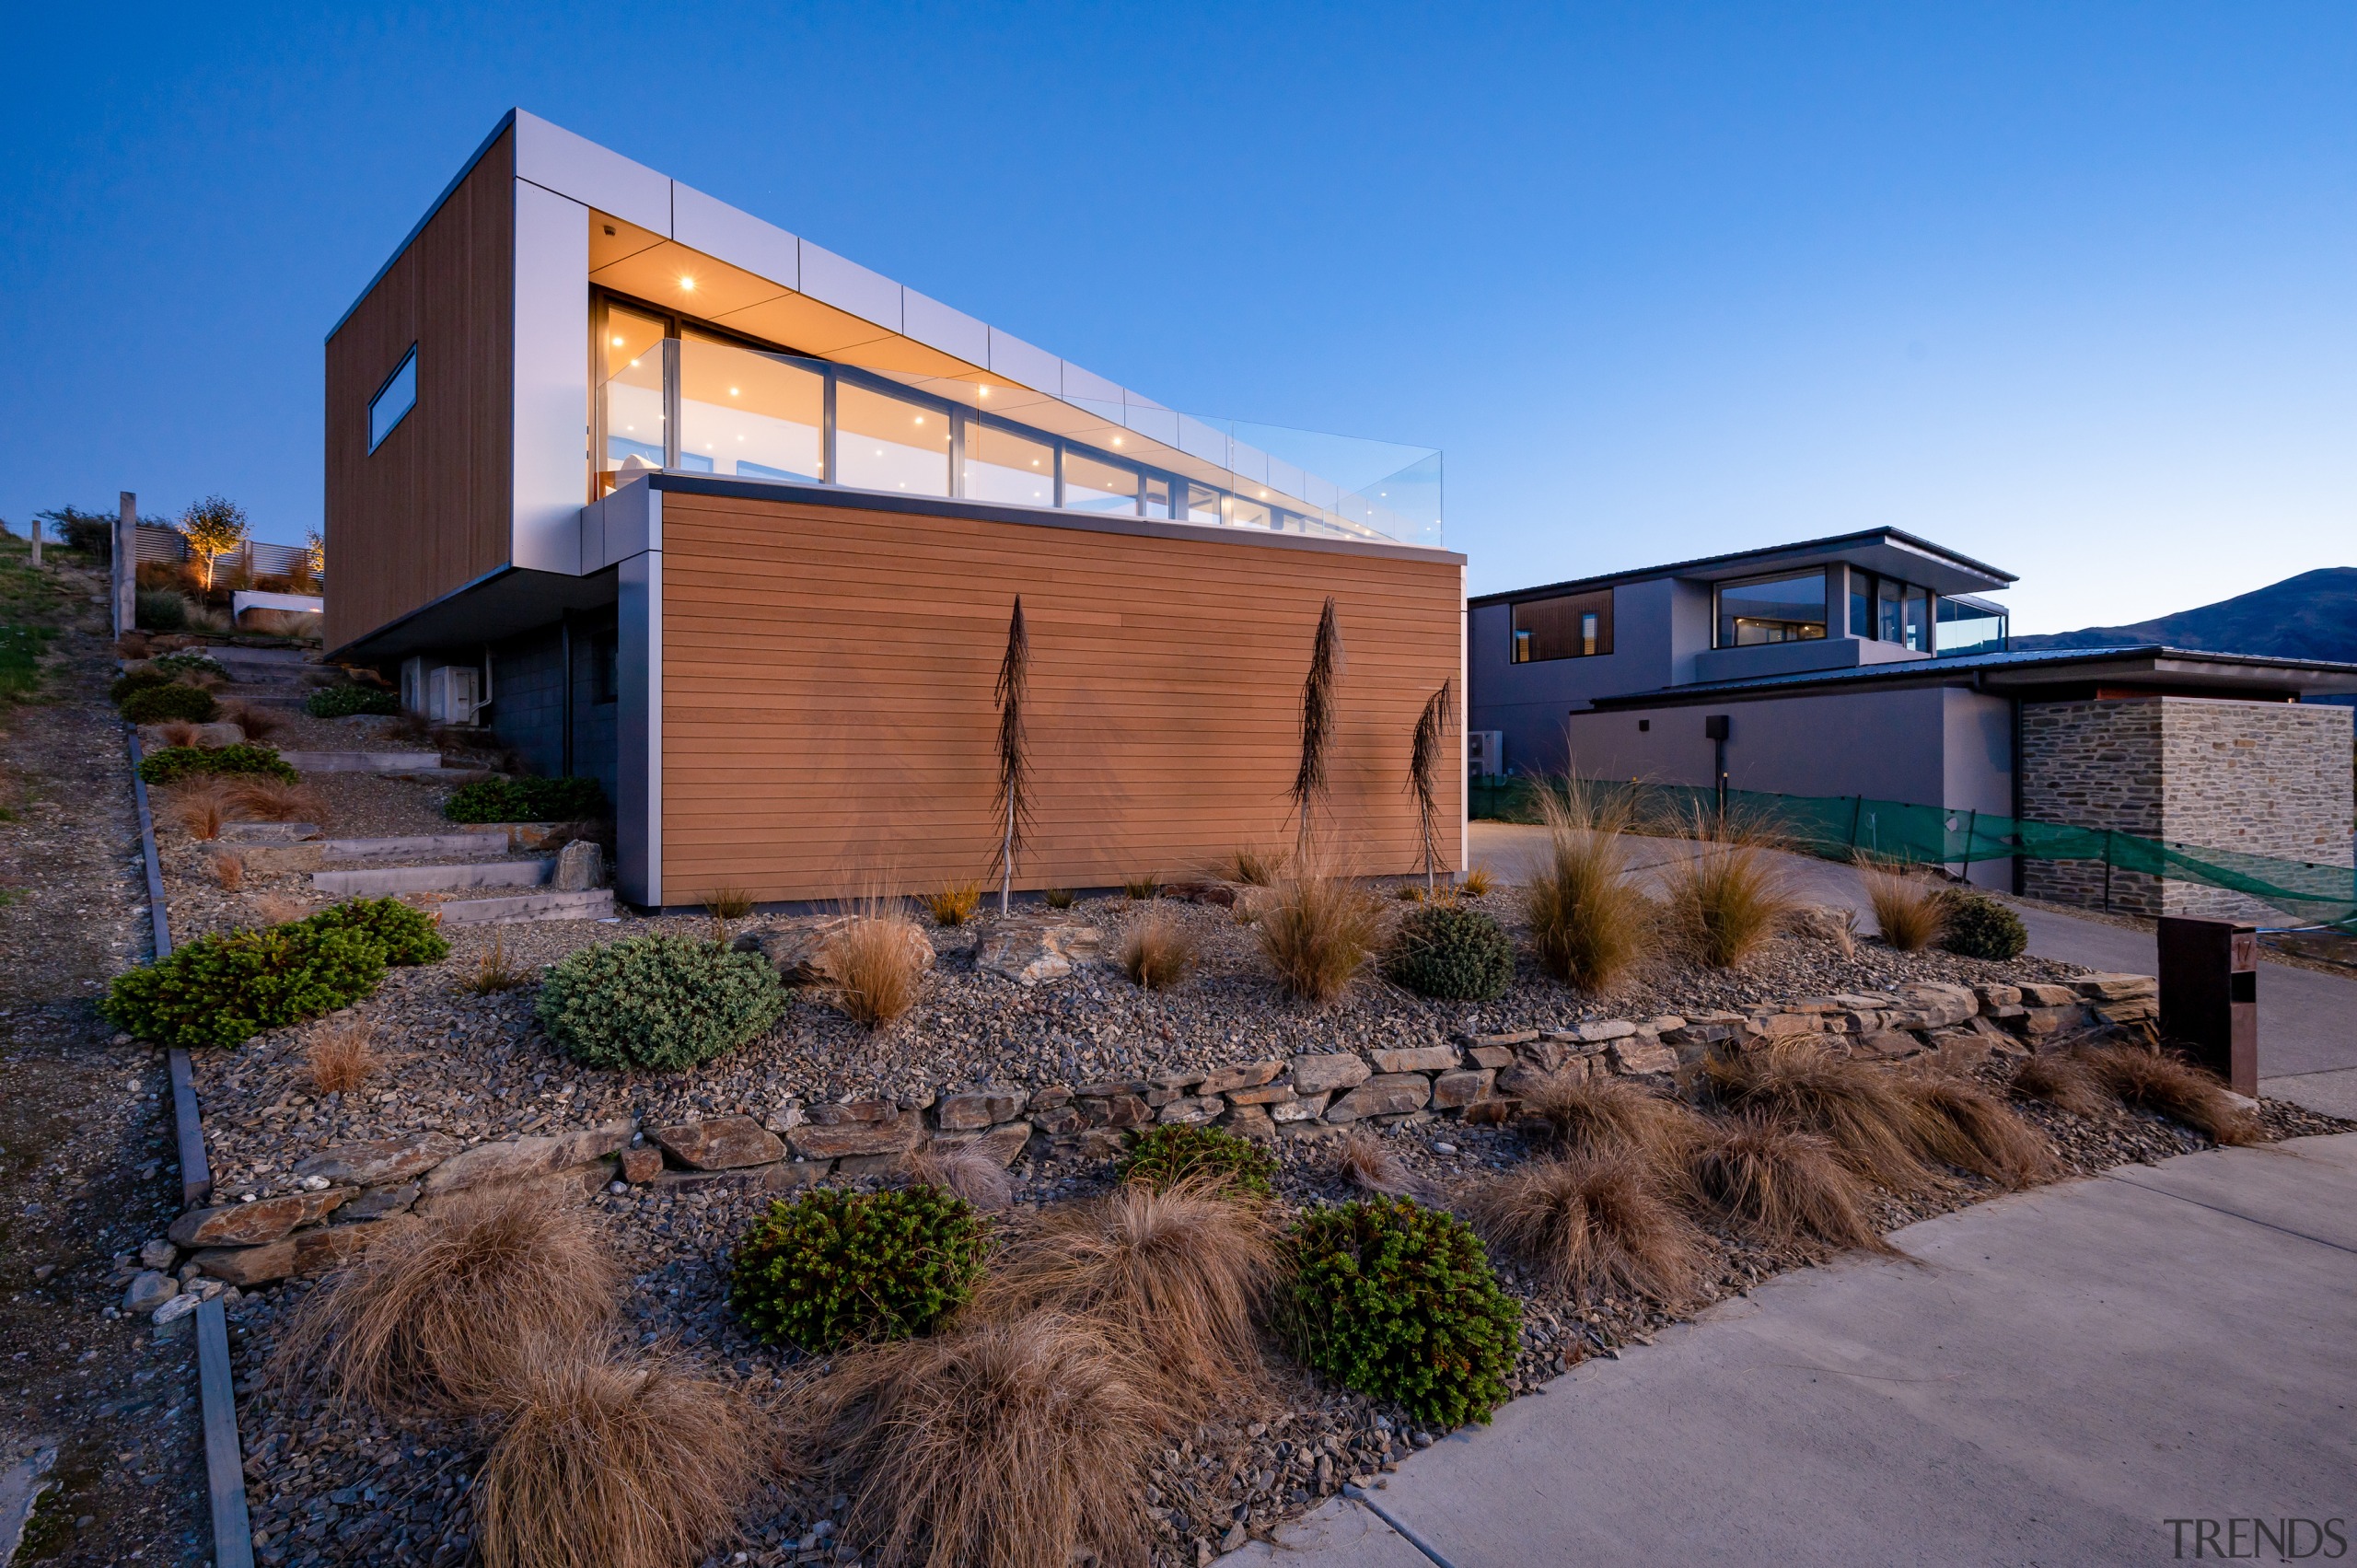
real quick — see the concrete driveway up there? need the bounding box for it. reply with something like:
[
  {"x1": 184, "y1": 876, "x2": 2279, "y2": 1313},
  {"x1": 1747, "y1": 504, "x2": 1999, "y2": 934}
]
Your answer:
[
  {"x1": 1235, "y1": 1132, "x2": 2357, "y2": 1568},
  {"x1": 1469, "y1": 821, "x2": 2357, "y2": 1119}
]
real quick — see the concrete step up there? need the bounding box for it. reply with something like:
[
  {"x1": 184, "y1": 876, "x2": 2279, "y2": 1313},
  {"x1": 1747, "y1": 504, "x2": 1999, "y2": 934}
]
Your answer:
[
  {"x1": 280, "y1": 749, "x2": 462, "y2": 774},
  {"x1": 317, "y1": 833, "x2": 506, "y2": 863},
  {"x1": 311, "y1": 859, "x2": 553, "y2": 897},
  {"x1": 436, "y1": 889, "x2": 617, "y2": 925},
  {"x1": 219, "y1": 821, "x2": 322, "y2": 843}
]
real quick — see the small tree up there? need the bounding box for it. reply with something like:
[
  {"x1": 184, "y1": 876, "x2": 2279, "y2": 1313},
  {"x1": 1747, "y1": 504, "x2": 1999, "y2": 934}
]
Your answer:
[
  {"x1": 295, "y1": 528, "x2": 326, "y2": 592},
  {"x1": 1408, "y1": 679, "x2": 1454, "y2": 891},
  {"x1": 1291, "y1": 597, "x2": 1344, "y2": 857},
  {"x1": 992, "y1": 596, "x2": 1033, "y2": 915},
  {"x1": 179, "y1": 495, "x2": 250, "y2": 592}
]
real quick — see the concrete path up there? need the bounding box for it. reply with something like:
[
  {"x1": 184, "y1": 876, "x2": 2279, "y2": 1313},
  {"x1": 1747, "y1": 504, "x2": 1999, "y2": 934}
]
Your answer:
[
  {"x1": 1235, "y1": 1132, "x2": 2357, "y2": 1568},
  {"x1": 1469, "y1": 822, "x2": 2357, "y2": 1119}
]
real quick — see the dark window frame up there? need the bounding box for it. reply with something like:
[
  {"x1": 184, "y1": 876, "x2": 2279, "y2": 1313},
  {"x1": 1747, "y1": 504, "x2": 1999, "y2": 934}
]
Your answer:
[
  {"x1": 1510, "y1": 587, "x2": 1615, "y2": 663},
  {"x1": 366, "y1": 345, "x2": 418, "y2": 454},
  {"x1": 1713, "y1": 567, "x2": 1829, "y2": 649}
]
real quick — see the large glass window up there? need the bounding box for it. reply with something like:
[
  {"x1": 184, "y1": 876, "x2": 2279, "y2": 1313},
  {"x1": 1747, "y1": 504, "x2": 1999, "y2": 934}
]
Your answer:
[
  {"x1": 1903, "y1": 586, "x2": 1933, "y2": 652},
  {"x1": 1715, "y1": 571, "x2": 1827, "y2": 647},
  {"x1": 367, "y1": 347, "x2": 418, "y2": 454},
  {"x1": 1227, "y1": 495, "x2": 1272, "y2": 530},
  {"x1": 1062, "y1": 450, "x2": 1141, "y2": 514},
  {"x1": 1936, "y1": 597, "x2": 2008, "y2": 656},
  {"x1": 1876, "y1": 576, "x2": 1904, "y2": 643},
  {"x1": 678, "y1": 333, "x2": 823, "y2": 482},
  {"x1": 962, "y1": 422, "x2": 1054, "y2": 505},
  {"x1": 1143, "y1": 476, "x2": 1174, "y2": 518},
  {"x1": 1185, "y1": 483, "x2": 1223, "y2": 524},
  {"x1": 835, "y1": 382, "x2": 950, "y2": 495},
  {"x1": 1847, "y1": 571, "x2": 1872, "y2": 640},
  {"x1": 1512, "y1": 589, "x2": 1613, "y2": 662},
  {"x1": 600, "y1": 306, "x2": 668, "y2": 473}
]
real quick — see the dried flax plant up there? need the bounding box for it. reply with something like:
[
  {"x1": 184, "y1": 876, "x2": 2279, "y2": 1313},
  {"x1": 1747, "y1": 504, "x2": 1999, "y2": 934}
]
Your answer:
[
  {"x1": 993, "y1": 595, "x2": 1033, "y2": 916},
  {"x1": 1291, "y1": 596, "x2": 1343, "y2": 858},
  {"x1": 1408, "y1": 679, "x2": 1454, "y2": 892},
  {"x1": 307, "y1": 1016, "x2": 389, "y2": 1095}
]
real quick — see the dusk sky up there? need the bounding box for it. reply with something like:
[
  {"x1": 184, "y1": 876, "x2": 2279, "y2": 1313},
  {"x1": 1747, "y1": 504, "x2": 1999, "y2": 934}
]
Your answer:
[{"x1": 6, "y1": 3, "x2": 2351, "y2": 633}]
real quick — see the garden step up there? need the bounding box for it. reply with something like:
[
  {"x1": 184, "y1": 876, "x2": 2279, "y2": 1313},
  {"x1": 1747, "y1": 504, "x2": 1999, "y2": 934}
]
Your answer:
[
  {"x1": 280, "y1": 749, "x2": 463, "y2": 773},
  {"x1": 316, "y1": 833, "x2": 507, "y2": 863},
  {"x1": 219, "y1": 821, "x2": 322, "y2": 843},
  {"x1": 311, "y1": 859, "x2": 553, "y2": 897},
  {"x1": 435, "y1": 889, "x2": 617, "y2": 925}
]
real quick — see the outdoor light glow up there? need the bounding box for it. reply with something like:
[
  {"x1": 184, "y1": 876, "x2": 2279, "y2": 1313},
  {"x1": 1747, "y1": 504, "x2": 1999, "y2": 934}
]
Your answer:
[
  {"x1": 679, "y1": 276, "x2": 696, "y2": 291},
  {"x1": 1113, "y1": 436, "x2": 1124, "y2": 446},
  {"x1": 729, "y1": 387, "x2": 739, "y2": 396},
  {"x1": 611, "y1": 335, "x2": 624, "y2": 346}
]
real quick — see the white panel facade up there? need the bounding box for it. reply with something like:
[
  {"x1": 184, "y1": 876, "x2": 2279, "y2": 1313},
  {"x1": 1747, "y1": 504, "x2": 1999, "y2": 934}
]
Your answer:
[
  {"x1": 797, "y1": 240, "x2": 902, "y2": 331},
  {"x1": 512, "y1": 110, "x2": 672, "y2": 235},
  {"x1": 511, "y1": 179, "x2": 593, "y2": 574},
  {"x1": 671, "y1": 181, "x2": 798, "y2": 291},
  {"x1": 985, "y1": 327, "x2": 1062, "y2": 396},
  {"x1": 901, "y1": 289, "x2": 989, "y2": 365}
]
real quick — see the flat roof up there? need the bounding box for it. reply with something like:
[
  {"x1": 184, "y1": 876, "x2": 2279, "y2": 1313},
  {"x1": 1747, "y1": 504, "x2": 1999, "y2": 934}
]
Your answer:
[
  {"x1": 1468, "y1": 527, "x2": 2016, "y2": 608},
  {"x1": 1583, "y1": 644, "x2": 2357, "y2": 708}
]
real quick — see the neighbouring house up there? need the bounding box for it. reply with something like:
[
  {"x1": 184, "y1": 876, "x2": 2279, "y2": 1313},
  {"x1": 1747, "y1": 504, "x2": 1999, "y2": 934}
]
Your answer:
[
  {"x1": 325, "y1": 110, "x2": 1464, "y2": 910},
  {"x1": 1468, "y1": 528, "x2": 2357, "y2": 912}
]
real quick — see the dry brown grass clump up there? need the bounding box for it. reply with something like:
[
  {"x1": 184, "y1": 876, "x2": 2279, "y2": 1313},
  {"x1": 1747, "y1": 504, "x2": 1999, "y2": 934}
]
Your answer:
[
  {"x1": 220, "y1": 701, "x2": 284, "y2": 740},
  {"x1": 923, "y1": 880, "x2": 981, "y2": 927},
  {"x1": 272, "y1": 1186, "x2": 622, "y2": 1418},
  {"x1": 1459, "y1": 865, "x2": 1497, "y2": 899},
  {"x1": 817, "y1": 904, "x2": 930, "y2": 1028},
  {"x1": 209, "y1": 852, "x2": 245, "y2": 890},
  {"x1": 971, "y1": 1178, "x2": 1275, "y2": 1400},
  {"x1": 1522, "y1": 784, "x2": 1655, "y2": 991},
  {"x1": 168, "y1": 778, "x2": 238, "y2": 839},
  {"x1": 900, "y1": 1146, "x2": 1015, "y2": 1211},
  {"x1": 801, "y1": 1314, "x2": 1162, "y2": 1568},
  {"x1": 1858, "y1": 858, "x2": 1949, "y2": 951},
  {"x1": 225, "y1": 775, "x2": 322, "y2": 823},
  {"x1": 1254, "y1": 871, "x2": 1383, "y2": 1004},
  {"x1": 1227, "y1": 844, "x2": 1284, "y2": 887},
  {"x1": 1685, "y1": 1116, "x2": 1893, "y2": 1254},
  {"x1": 1120, "y1": 871, "x2": 1161, "y2": 900},
  {"x1": 462, "y1": 929, "x2": 531, "y2": 994},
  {"x1": 2025, "y1": 1039, "x2": 2259, "y2": 1144},
  {"x1": 1329, "y1": 1128, "x2": 1419, "y2": 1195},
  {"x1": 250, "y1": 892, "x2": 311, "y2": 925},
  {"x1": 1118, "y1": 905, "x2": 1197, "y2": 991},
  {"x1": 1459, "y1": 1149, "x2": 1704, "y2": 1304},
  {"x1": 1898, "y1": 1071, "x2": 2056, "y2": 1188},
  {"x1": 306, "y1": 1017, "x2": 389, "y2": 1095},
  {"x1": 475, "y1": 1345, "x2": 762, "y2": 1568},
  {"x1": 1695, "y1": 1039, "x2": 1939, "y2": 1193},
  {"x1": 2009, "y1": 1046, "x2": 2113, "y2": 1117},
  {"x1": 1663, "y1": 827, "x2": 1796, "y2": 969},
  {"x1": 1523, "y1": 1070, "x2": 1708, "y2": 1170},
  {"x1": 153, "y1": 719, "x2": 202, "y2": 749}
]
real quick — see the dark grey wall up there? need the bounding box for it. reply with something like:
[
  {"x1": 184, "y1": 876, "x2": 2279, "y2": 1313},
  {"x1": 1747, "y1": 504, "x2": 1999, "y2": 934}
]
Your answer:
[{"x1": 484, "y1": 608, "x2": 621, "y2": 811}]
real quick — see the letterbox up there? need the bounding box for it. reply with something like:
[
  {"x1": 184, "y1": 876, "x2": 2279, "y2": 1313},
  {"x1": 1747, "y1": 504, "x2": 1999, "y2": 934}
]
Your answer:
[{"x1": 2156, "y1": 916, "x2": 2258, "y2": 1098}]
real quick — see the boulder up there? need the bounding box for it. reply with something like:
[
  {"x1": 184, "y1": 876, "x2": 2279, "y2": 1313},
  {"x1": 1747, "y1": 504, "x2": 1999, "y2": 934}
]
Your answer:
[
  {"x1": 936, "y1": 1120, "x2": 1036, "y2": 1167},
  {"x1": 2073, "y1": 972, "x2": 2157, "y2": 1002},
  {"x1": 335, "y1": 1182, "x2": 421, "y2": 1222},
  {"x1": 122, "y1": 1272, "x2": 178, "y2": 1312},
  {"x1": 732, "y1": 918, "x2": 931, "y2": 986},
  {"x1": 1850, "y1": 1030, "x2": 1929, "y2": 1060},
  {"x1": 1326, "y1": 1074, "x2": 1433, "y2": 1122},
  {"x1": 422, "y1": 1120, "x2": 635, "y2": 1194},
  {"x1": 1225, "y1": 1079, "x2": 1302, "y2": 1107},
  {"x1": 1155, "y1": 1097, "x2": 1225, "y2": 1126},
  {"x1": 1607, "y1": 1039, "x2": 1678, "y2": 1075},
  {"x1": 2020, "y1": 981, "x2": 2080, "y2": 1008},
  {"x1": 1467, "y1": 1045, "x2": 1515, "y2": 1070},
  {"x1": 1430, "y1": 1068, "x2": 1495, "y2": 1109},
  {"x1": 935, "y1": 1088, "x2": 1028, "y2": 1130},
  {"x1": 138, "y1": 1237, "x2": 178, "y2": 1271},
  {"x1": 1271, "y1": 1093, "x2": 1330, "y2": 1123},
  {"x1": 649, "y1": 1115, "x2": 785, "y2": 1171},
  {"x1": 295, "y1": 1131, "x2": 459, "y2": 1188},
  {"x1": 192, "y1": 1240, "x2": 298, "y2": 1286},
  {"x1": 294, "y1": 1215, "x2": 424, "y2": 1276},
  {"x1": 1571, "y1": 1020, "x2": 1636, "y2": 1044},
  {"x1": 1291, "y1": 1052, "x2": 1372, "y2": 1097},
  {"x1": 1079, "y1": 1093, "x2": 1155, "y2": 1130},
  {"x1": 788, "y1": 1111, "x2": 924, "y2": 1160},
  {"x1": 168, "y1": 1189, "x2": 348, "y2": 1249},
  {"x1": 975, "y1": 923, "x2": 1103, "y2": 986},
  {"x1": 1221, "y1": 1103, "x2": 1277, "y2": 1141},
  {"x1": 1789, "y1": 903, "x2": 1859, "y2": 945},
  {"x1": 1371, "y1": 1045, "x2": 1460, "y2": 1074},
  {"x1": 552, "y1": 839, "x2": 605, "y2": 891},
  {"x1": 618, "y1": 1146, "x2": 663, "y2": 1183},
  {"x1": 1197, "y1": 1061, "x2": 1285, "y2": 1096}
]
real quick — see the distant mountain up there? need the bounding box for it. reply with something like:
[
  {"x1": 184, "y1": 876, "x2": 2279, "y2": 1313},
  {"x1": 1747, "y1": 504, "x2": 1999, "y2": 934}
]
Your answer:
[{"x1": 2012, "y1": 566, "x2": 2357, "y2": 666}]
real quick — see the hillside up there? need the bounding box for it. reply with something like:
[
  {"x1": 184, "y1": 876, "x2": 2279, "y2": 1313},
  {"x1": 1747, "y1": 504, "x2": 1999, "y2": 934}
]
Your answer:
[{"x1": 2013, "y1": 566, "x2": 2357, "y2": 665}]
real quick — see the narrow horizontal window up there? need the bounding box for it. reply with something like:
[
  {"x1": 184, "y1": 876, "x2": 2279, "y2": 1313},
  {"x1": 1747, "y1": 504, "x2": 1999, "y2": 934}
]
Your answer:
[
  {"x1": 1512, "y1": 588, "x2": 1614, "y2": 662},
  {"x1": 367, "y1": 347, "x2": 417, "y2": 454},
  {"x1": 1716, "y1": 570, "x2": 1827, "y2": 648}
]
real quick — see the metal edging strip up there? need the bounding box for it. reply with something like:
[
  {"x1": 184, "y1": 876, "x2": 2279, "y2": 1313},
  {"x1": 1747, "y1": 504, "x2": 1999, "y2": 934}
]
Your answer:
[{"x1": 1343, "y1": 1484, "x2": 1460, "y2": 1568}]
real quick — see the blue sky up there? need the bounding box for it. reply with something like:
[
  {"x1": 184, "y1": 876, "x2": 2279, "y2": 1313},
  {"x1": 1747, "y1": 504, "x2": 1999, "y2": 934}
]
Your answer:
[{"x1": 4, "y1": 2, "x2": 2351, "y2": 633}]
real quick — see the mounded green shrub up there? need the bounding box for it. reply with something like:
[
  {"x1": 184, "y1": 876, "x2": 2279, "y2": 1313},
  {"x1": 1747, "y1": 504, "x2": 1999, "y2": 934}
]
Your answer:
[
  {"x1": 109, "y1": 668, "x2": 176, "y2": 704},
  {"x1": 1283, "y1": 1195, "x2": 1521, "y2": 1429},
  {"x1": 1942, "y1": 892, "x2": 2028, "y2": 961},
  {"x1": 728, "y1": 1185, "x2": 986, "y2": 1352},
  {"x1": 444, "y1": 775, "x2": 610, "y2": 823},
  {"x1": 307, "y1": 684, "x2": 400, "y2": 718},
  {"x1": 1386, "y1": 900, "x2": 1516, "y2": 1001},
  {"x1": 100, "y1": 924, "x2": 388, "y2": 1049},
  {"x1": 137, "y1": 743, "x2": 297, "y2": 785},
  {"x1": 1117, "y1": 1123, "x2": 1278, "y2": 1198},
  {"x1": 536, "y1": 934, "x2": 785, "y2": 1071},
  {"x1": 299, "y1": 897, "x2": 448, "y2": 966},
  {"x1": 134, "y1": 590, "x2": 189, "y2": 633},
  {"x1": 120, "y1": 682, "x2": 219, "y2": 725},
  {"x1": 151, "y1": 652, "x2": 230, "y2": 679}
]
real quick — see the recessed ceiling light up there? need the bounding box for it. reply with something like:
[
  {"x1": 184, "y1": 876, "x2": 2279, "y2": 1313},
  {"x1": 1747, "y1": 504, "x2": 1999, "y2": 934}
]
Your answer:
[
  {"x1": 679, "y1": 276, "x2": 696, "y2": 291},
  {"x1": 1113, "y1": 437, "x2": 1124, "y2": 447},
  {"x1": 729, "y1": 388, "x2": 739, "y2": 396},
  {"x1": 611, "y1": 335, "x2": 625, "y2": 346}
]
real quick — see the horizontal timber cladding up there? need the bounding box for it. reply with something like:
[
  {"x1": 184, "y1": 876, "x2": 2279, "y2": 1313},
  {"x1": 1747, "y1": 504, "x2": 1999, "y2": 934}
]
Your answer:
[
  {"x1": 322, "y1": 127, "x2": 517, "y2": 651},
  {"x1": 658, "y1": 491, "x2": 1464, "y2": 903}
]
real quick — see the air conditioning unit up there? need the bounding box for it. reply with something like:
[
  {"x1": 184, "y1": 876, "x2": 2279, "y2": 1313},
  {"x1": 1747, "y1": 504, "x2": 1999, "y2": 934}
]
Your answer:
[
  {"x1": 425, "y1": 665, "x2": 482, "y2": 726},
  {"x1": 1469, "y1": 730, "x2": 1505, "y2": 781}
]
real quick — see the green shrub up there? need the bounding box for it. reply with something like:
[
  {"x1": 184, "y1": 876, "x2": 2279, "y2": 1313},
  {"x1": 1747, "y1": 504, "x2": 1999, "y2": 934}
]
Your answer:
[
  {"x1": 1283, "y1": 1196, "x2": 1521, "y2": 1429},
  {"x1": 1942, "y1": 892, "x2": 2028, "y2": 961},
  {"x1": 151, "y1": 652, "x2": 229, "y2": 679},
  {"x1": 444, "y1": 775, "x2": 610, "y2": 823},
  {"x1": 306, "y1": 683, "x2": 401, "y2": 718},
  {"x1": 120, "y1": 682, "x2": 218, "y2": 724},
  {"x1": 0, "y1": 624, "x2": 55, "y2": 703},
  {"x1": 1117, "y1": 1123, "x2": 1277, "y2": 1198},
  {"x1": 137, "y1": 743, "x2": 297, "y2": 786},
  {"x1": 100, "y1": 924, "x2": 387, "y2": 1049},
  {"x1": 1386, "y1": 900, "x2": 1516, "y2": 1001},
  {"x1": 109, "y1": 668, "x2": 176, "y2": 704},
  {"x1": 536, "y1": 934, "x2": 784, "y2": 1071},
  {"x1": 134, "y1": 590, "x2": 188, "y2": 632},
  {"x1": 299, "y1": 898, "x2": 448, "y2": 966},
  {"x1": 728, "y1": 1185, "x2": 986, "y2": 1352}
]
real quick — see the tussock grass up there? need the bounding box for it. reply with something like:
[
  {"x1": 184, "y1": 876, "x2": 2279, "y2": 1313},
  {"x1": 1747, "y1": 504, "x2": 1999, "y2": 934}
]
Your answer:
[
  {"x1": 462, "y1": 929, "x2": 530, "y2": 995},
  {"x1": 208, "y1": 852, "x2": 245, "y2": 890},
  {"x1": 702, "y1": 886, "x2": 755, "y2": 942},
  {"x1": 1120, "y1": 872, "x2": 1162, "y2": 901},
  {"x1": 818, "y1": 901, "x2": 929, "y2": 1028},
  {"x1": 1898, "y1": 1070, "x2": 2056, "y2": 1187},
  {"x1": 168, "y1": 778, "x2": 237, "y2": 839},
  {"x1": 250, "y1": 892, "x2": 310, "y2": 925},
  {"x1": 800, "y1": 1313, "x2": 1162, "y2": 1568},
  {"x1": 1522, "y1": 783, "x2": 1655, "y2": 991},
  {"x1": 220, "y1": 701, "x2": 284, "y2": 741},
  {"x1": 1329, "y1": 1128, "x2": 1419, "y2": 1196},
  {"x1": 1039, "y1": 888, "x2": 1074, "y2": 911},
  {"x1": 923, "y1": 880, "x2": 981, "y2": 928},
  {"x1": 1459, "y1": 865, "x2": 1497, "y2": 899},
  {"x1": 1662, "y1": 821, "x2": 1796, "y2": 969},
  {"x1": 153, "y1": 719, "x2": 202, "y2": 749},
  {"x1": 972, "y1": 1179, "x2": 1275, "y2": 1398},
  {"x1": 900, "y1": 1145, "x2": 1015, "y2": 1212},
  {"x1": 1695, "y1": 1039, "x2": 1940, "y2": 1193},
  {"x1": 1523, "y1": 1070, "x2": 1707, "y2": 1168},
  {"x1": 1253, "y1": 870, "x2": 1384, "y2": 1004},
  {"x1": 2023, "y1": 1039, "x2": 2259, "y2": 1144},
  {"x1": 224, "y1": 775, "x2": 321, "y2": 823},
  {"x1": 306, "y1": 1017, "x2": 389, "y2": 1096},
  {"x1": 1118, "y1": 905, "x2": 1196, "y2": 991},
  {"x1": 2009, "y1": 1047, "x2": 2112, "y2": 1117},
  {"x1": 476, "y1": 1343, "x2": 763, "y2": 1568},
  {"x1": 1228, "y1": 844, "x2": 1284, "y2": 887},
  {"x1": 272, "y1": 1185, "x2": 621, "y2": 1418},
  {"x1": 1685, "y1": 1116, "x2": 1893, "y2": 1254},
  {"x1": 1859, "y1": 858, "x2": 1948, "y2": 952},
  {"x1": 1460, "y1": 1149, "x2": 1704, "y2": 1304}
]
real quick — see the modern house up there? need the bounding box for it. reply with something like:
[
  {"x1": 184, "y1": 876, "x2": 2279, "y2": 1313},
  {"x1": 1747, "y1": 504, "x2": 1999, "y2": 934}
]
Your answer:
[
  {"x1": 325, "y1": 110, "x2": 1464, "y2": 910},
  {"x1": 1469, "y1": 530, "x2": 2357, "y2": 910}
]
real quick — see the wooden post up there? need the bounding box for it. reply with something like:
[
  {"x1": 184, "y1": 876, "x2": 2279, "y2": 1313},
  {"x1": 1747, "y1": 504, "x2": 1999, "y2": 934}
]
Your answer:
[
  {"x1": 27, "y1": 511, "x2": 39, "y2": 567},
  {"x1": 115, "y1": 491, "x2": 137, "y2": 639}
]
